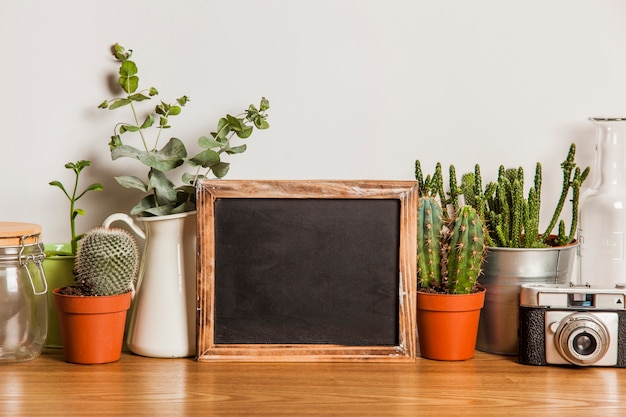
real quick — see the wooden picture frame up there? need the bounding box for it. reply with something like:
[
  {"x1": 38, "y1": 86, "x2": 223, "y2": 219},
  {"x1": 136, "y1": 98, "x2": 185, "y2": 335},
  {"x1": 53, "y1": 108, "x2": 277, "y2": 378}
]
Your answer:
[{"x1": 196, "y1": 180, "x2": 418, "y2": 362}]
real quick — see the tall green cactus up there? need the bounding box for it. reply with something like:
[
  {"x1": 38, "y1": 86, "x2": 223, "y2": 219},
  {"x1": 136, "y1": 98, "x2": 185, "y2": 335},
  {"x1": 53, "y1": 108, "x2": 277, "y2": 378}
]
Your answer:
[
  {"x1": 447, "y1": 206, "x2": 486, "y2": 294},
  {"x1": 417, "y1": 197, "x2": 446, "y2": 290},
  {"x1": 73, "y1": 227, "x2": 140, "y2": 296},
  {"x1": 465, "y1": 144, "x2": 590, "y2": 248}
]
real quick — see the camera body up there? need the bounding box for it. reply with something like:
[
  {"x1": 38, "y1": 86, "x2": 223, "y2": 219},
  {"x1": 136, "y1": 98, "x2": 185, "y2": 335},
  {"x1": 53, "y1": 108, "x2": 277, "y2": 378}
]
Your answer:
[{"x1": 518, "y1": 283, "x2": 626, "y2": 367}]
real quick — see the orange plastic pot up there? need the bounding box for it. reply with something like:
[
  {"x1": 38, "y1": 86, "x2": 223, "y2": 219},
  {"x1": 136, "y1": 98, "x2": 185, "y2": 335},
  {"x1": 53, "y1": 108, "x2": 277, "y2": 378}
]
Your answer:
[
  {"x1": 53, "y1": 288, "x2": 132, "y2": 364},
  {"x1": 417, "y1": 287, "x2": 486, "y2": 361}
]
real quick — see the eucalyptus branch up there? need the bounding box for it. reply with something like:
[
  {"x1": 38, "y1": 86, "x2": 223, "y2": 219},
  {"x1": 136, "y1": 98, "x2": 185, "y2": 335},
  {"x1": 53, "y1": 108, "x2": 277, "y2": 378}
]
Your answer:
[{"x1": 98, "y1": 43, "x2": 269, "y2": 217}]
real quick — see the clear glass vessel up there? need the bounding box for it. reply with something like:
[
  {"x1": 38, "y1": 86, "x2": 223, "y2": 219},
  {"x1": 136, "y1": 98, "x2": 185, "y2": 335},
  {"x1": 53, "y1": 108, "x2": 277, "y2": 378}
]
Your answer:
[
  {"x1": 0, "y1": 222, "x2": 48, "y2": 363},
  {"x1": 578, "y1": 118, "x2": 626, "y2": 288}
]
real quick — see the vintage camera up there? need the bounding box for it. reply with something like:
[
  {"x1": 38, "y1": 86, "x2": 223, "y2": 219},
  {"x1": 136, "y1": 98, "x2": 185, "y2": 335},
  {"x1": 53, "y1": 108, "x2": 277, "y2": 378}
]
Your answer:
[{"x1": 519, "y1": 283, "x2": 626, "y2": 367}]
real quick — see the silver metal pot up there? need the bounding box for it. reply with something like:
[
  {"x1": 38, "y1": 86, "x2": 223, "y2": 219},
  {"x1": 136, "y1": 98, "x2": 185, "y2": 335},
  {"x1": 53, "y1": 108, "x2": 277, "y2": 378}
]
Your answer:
[{"x1": 476, "y1": 242, "x2": 578, "y2": 355}]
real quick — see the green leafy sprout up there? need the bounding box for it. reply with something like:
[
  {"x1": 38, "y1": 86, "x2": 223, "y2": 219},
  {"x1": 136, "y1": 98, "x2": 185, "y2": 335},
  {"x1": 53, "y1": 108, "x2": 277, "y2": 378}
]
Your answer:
[
  {"x1": 98, "y1": 43, "x2": 270, "y2": 217},
  {"x1": 48, "y1": 160, "x2": 104, "y2": 256}
]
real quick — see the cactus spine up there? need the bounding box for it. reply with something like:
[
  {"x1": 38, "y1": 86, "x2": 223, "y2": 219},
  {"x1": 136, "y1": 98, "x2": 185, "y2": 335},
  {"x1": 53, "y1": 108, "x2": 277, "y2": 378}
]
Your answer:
[
  {"x1": 73, "y1": 227, "x2": 140, "y2": 296},
  {"x1": 447, "y1": 206, "x2": 486, "y2": 294}
]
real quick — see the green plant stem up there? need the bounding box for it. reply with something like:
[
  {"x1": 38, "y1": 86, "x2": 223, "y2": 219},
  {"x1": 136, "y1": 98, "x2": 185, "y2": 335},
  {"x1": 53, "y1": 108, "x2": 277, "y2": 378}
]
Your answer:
[
  {"x1": 129, "y1": 102, "x2": 151, "y2": 152},
  {"x1": 69, "y1": 174, "x2": 79, "y2": 255}
]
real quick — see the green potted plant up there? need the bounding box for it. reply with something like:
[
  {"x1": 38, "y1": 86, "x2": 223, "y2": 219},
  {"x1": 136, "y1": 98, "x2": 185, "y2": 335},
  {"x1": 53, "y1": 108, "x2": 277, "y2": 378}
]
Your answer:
[
  {"x1": 96, "y1": 43, "x2": 270, "y2": 358},
  {"x1": 414, "y1": 163, "x2": 487, "y2": 361},
  {"x1": 53, "y1": 226, "x2": 139, "y2": 364},
  {"x1": 417, "y1": 143, "x2": 590, "y2": 355},
  {"x1": 43, "y1": 160, "x2": 103, "y2": 347}
]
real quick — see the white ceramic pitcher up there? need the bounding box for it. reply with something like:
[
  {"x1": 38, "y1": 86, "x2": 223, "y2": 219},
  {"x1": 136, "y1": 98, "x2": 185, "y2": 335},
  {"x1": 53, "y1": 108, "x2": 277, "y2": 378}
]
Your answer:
[{"x1": 103, "y1": 211, "x2": 196, "y2": 358}]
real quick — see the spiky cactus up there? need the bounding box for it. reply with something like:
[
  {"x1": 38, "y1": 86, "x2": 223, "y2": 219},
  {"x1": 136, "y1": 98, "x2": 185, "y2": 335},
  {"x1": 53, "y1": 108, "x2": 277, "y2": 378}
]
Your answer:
[
  {"x1": 417, "y1": 143, "x2": 591, "y2": 249},
  {"x1": 416, "y1": 162, "x2": 487, "y2": 294},
  {"x1": 465, "y1": 144, "x2": 590, "y2": 248},
  {"x1": 72, "y1": 227, "x2": 140, "y2": 296},
  {"x1": 417, "y1": 197, "x2": 445, "y2": 290},
  {"x1": 447, "y1": 206, "x2": 486, "y2": 294},
  {"x1": 417, "y1": 201, "x2": 486, "y2": 294}
]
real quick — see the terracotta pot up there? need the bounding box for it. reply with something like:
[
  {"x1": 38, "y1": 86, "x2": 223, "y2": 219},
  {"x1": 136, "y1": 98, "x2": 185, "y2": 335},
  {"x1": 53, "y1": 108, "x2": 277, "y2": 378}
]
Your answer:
[
  {"x1": 53, "y1": 288, "x2": 132, "y2": 364},
  {"x1": 417, "y1": 287, "x2": 486, "y2": 361}
]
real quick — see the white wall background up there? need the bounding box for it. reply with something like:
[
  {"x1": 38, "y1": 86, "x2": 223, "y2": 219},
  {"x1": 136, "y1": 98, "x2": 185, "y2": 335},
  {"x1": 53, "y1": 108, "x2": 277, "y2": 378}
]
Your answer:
[{"x1": 1, "y1": 0, "x2": 625, "y2": 244}]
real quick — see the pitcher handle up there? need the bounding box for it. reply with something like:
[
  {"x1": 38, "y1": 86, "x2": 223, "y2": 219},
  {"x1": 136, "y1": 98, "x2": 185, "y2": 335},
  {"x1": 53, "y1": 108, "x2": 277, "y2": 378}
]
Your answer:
[{"x1": 103, "y1": 213, "x2": 146, "y2": 240}]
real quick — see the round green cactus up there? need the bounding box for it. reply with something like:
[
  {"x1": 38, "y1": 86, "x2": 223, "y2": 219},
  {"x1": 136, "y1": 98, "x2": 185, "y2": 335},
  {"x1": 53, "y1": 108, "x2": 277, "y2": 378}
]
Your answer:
[{"x1": 73, "y1": 227, "x2": 140, "y2": 296}]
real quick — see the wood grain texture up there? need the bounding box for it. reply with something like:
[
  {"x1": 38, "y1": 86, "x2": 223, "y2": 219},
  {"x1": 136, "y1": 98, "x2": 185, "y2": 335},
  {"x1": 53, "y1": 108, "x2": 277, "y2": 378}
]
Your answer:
[
  {"x1": 2, "y1": 349, "x2": 626, "y2": 416},
  {"x1": 196, "y1": 180, "x2": 418, "y2": 362}
]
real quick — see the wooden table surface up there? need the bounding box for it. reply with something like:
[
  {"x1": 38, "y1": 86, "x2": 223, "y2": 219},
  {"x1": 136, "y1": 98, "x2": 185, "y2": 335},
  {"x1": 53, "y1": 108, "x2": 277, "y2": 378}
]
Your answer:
[{"x1": 1, "y1": 348, "x2": 625, "y2": 416}]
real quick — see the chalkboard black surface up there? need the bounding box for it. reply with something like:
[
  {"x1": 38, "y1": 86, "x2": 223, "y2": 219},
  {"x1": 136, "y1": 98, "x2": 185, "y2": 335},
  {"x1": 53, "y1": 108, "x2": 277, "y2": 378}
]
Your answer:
[{"x1": 196, "y1": 180, "x2": 418, "y2": 362}]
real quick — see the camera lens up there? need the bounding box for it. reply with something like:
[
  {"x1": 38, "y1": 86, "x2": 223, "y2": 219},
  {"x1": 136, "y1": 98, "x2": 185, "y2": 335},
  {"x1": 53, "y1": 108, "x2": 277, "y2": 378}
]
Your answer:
[
  {"x1": 555, "y1": 313, "x2": 610, "y2": 365},
  {"x1": 572, "y1": 332, "x2": 597, "y2": 356}
]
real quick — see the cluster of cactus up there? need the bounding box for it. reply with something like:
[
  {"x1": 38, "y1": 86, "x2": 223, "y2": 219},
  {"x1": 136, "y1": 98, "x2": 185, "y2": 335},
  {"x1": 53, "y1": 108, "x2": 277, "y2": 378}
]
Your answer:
[
  {"x1": 72, "y1": 227, "x2": 140, "y2": 296},
  {"x1": 459, "y1": 143, "x2": 590, "y2": 248},
  {"x1": 415, "y1": 163, "x2": 487, "y2": 294}
]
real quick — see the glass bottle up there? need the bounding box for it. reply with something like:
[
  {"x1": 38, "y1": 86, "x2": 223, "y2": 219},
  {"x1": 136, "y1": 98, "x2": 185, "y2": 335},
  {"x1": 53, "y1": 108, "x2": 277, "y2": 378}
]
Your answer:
[
  {"x1": 578, "y1": 118, "x2": 626, "y2": 288},
  {"x1": 0, "y1": 222, "x2": 48, "y2": 363}
]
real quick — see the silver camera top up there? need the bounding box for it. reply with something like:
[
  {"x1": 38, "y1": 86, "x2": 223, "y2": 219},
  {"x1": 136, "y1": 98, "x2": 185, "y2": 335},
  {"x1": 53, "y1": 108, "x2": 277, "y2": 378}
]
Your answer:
[{"x1": 520, "y1": 283, "x2": 626, "y2": 310}]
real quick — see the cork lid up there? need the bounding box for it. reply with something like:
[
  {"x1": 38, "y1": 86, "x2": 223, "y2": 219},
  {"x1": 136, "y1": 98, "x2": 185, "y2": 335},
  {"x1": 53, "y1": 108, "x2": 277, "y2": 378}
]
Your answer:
[{"x1": 0, "y1": 222, "x2": 42, "y2": 246}]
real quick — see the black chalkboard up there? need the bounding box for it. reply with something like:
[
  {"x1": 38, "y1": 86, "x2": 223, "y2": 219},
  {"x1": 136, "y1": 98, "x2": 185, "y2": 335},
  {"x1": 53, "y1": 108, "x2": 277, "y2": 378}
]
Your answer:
[
  {"x1": 213, "y1": 198, "x2": 400, "y2": 345},
  {"x1": 196, "y1": 180, "x2": 418, "y2": 362}
]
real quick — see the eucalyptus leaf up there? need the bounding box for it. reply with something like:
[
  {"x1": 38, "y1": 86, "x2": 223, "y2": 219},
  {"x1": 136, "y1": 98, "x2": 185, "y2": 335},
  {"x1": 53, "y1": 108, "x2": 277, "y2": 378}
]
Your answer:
[
  {"x1": 137, "y1": 137, "x2": 186, "y2": 171},
  {"x1": 189, "y1": 149, "x2": 220, "y2": 168},
  {"x1": 113, "y1": 43, "x2": 128, "y2": 61},
  {"x1": 226, "y1": 114, "x2": 243, "y2": 130},
  {"x1": 129, "y1": 93, "x2": 151, "y2": 102},
  {"x1": 177, "y1": 185, "x2": 196, "y2": 195},
  {"x1": 181, "y1": 172, "x2": 197, "y2": 185},
  {"x1": 119, "y1": 75, "x2": 138, "y2": 94},
  {"x1": 115, "y1": 175, "x2": 148, "y2": 191},
  {"x1": 255, "y1": 119, "x2": 270, "y2": 129},
  {"x1": 120, "y1": 124, "x2": 140, "y2": 134},
  {"x1": 143, "y1": 204, "x2": 178, "y2": 217},
  {"x1": 198, "y1": 136, "x2": 222, "y2": 149},
  {"x1": 109, "y1": 98, "x2": 132, "y2": 110},
  {"x1": 141, "y1": 114, "x2": 155, "y2": 129},
  {"x1": 236, "y1": 126, "x2": 253, "y2": 139},
  {"x1": 225, "y1": 144, "x2": 247, "y2": 155},
  {"x1": 119, "y1": 60, "x2": 138, "y2": 77},
  {"x1": 214, "y1": 118, "x2": 230, "y2": 140},
  {"x1": 148, "y1": 169, "x2": 179, "y2": 205},
  {"x1": 171, "y1": 201, "x2": 195, "y2": 214},
  {"x1": 111, "y1": 144, "x2": 144, "y2": 161},
  {"x1": 211, "y1": 162, "x2": 230, "y2": 178},
  {"x1": 130, "y1": 195, "x2": 158, "y2": 216}
]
